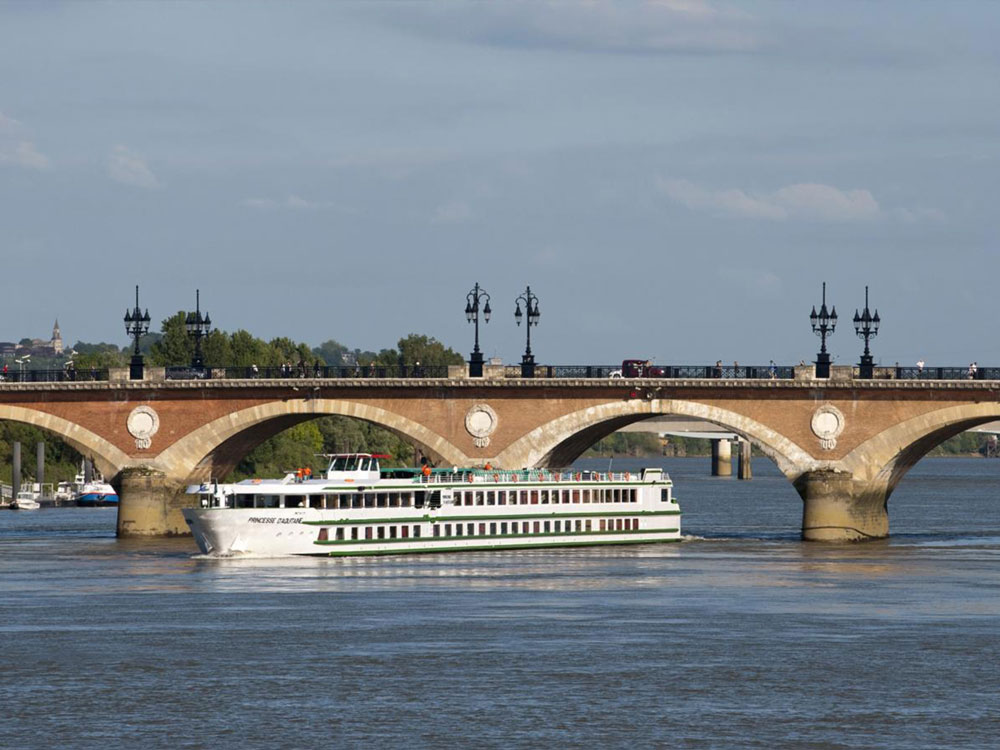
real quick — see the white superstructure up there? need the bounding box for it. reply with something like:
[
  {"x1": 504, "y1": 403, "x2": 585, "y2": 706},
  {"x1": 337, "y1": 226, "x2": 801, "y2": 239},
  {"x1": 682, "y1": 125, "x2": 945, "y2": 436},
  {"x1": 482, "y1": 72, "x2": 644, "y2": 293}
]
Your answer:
[{"x1": 182, "y1": 454, "x2": 681, "y2": 557}]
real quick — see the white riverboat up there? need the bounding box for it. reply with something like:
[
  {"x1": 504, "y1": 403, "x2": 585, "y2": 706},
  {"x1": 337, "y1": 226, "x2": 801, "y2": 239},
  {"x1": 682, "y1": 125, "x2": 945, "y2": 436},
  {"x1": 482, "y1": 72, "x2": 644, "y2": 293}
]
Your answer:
[{"x1": 183, "y1": 454, "x2": 681, "y2": 557}]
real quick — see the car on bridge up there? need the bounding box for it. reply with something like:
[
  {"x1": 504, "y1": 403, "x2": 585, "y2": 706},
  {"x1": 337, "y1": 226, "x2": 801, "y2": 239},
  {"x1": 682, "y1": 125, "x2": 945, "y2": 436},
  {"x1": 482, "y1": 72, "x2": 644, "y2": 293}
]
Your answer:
[{"x1": 610, "y1": 359, "x2": 666, "y2": 378}]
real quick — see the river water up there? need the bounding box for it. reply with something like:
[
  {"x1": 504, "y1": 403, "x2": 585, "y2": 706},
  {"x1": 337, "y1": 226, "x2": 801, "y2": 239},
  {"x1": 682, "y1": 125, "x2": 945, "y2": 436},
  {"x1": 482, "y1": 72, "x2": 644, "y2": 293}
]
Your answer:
[{"x1": 2, "y1": 456, "x2": 999, "y2": 749}]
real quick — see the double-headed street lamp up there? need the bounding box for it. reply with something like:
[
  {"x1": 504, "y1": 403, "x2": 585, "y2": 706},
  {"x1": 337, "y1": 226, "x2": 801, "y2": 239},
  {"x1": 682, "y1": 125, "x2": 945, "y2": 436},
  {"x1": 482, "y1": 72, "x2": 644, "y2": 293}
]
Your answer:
[
  {"x1": 123, "y1": 285, "x2": 151, "y2": 380},
  {"x1": 465, "y1": 282, "x2": 491, "y2": 377},
  {"x1": 185, "y1": 289, "x2": 211, "y2": 370},
  {"x1": 514, "y1": 285, "x2": 541, "y2": 378},
  {"x1": 853, "y1": 285, "x2": 880, "y2": 379},
  {"x1": 810, "y1": 282, "x2": 838, "y2": 379}
]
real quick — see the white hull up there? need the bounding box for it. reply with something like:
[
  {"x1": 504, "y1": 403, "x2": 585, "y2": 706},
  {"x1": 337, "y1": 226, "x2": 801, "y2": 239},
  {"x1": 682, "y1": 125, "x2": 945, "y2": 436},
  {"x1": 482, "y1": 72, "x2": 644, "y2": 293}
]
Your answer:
[{"x1": 183, "y1": 462, "x2": 680, "y2": 557}]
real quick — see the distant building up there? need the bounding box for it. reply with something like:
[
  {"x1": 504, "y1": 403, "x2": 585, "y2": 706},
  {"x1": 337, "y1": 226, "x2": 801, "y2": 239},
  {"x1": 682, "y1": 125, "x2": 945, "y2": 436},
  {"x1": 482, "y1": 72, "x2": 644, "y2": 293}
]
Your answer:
[{"x1": 4, "y1": 320, "x2": 66, "y2": 359}]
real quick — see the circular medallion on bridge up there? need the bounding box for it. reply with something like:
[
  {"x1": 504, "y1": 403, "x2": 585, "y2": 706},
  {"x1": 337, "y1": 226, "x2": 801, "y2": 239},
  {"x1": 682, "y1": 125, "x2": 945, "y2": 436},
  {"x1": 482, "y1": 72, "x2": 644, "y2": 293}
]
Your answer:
[
  {"x1": 465, "y1": 403, "x2": 498, "y2": 449},
  {"x1": 127, "y1": 405, "x2": 160, "y2": 450},
  {"x1": 810, "y1": 404, "x2": 845, "y2": 451}
]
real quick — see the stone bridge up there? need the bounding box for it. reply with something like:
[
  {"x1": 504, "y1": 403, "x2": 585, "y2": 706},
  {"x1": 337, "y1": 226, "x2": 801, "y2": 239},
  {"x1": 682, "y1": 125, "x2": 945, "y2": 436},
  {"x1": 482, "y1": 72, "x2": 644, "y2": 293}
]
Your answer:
[{"x1": 3, "y1": 374, "x2": 999, "y2": 542}]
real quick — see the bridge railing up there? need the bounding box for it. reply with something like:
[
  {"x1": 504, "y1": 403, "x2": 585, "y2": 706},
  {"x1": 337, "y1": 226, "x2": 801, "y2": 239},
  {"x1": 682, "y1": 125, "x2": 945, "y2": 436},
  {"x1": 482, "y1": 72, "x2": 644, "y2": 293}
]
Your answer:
[
  {"x1": 0, "y1": 368, "x2": 108, "y2": 383},
  {"x1": 163, "y1": 364, "x2": 453, "y2": 380}
]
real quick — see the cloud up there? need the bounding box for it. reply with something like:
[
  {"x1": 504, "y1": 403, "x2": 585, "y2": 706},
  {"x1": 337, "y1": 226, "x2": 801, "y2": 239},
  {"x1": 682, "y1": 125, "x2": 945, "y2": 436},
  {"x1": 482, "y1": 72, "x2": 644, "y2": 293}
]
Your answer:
[
  {"x1": 657, "y1": 178, "x2": 881, "y2": 222},
  {"x1": 107, "y1": 145, "x2": 160, "y2": 189},
  {"x1": 242, "y1": 194, "x2": 340, "y2": 211},
  {"x1": 0, "y1": 111, "x2": 50, "y2": 170},
  {"x1": 718, "y1": 266, "x2": 782, "y2": 299},
  {"x1": 377, "y1": 0, "x2": 760, "y2": 56},
  {"x1": 430, "y1": 199, "x2": 473, "y2": 225}
]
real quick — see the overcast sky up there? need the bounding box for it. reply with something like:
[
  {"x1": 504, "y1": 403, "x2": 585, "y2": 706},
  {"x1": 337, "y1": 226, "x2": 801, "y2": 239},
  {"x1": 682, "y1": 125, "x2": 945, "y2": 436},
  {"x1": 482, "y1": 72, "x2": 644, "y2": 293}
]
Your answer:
[{"x1": 1, "y1": 1, "x2": 998, "y2": 366}]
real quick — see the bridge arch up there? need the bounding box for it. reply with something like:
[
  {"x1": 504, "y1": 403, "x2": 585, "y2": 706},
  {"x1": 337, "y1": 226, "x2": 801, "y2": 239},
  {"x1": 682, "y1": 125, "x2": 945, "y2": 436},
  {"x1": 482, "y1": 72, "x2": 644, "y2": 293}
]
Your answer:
[
  {"x1": 152, "y1": 397, "x2": 468, "y2": 481},
  {"x1": 0, "y1": 404, "x2": 131, "y2": 479},
  {"x1": 841, "y1": 403, "x2": 1000, "y2": 497},
  {"x1": 495, "y1": 397, "x2": 818, "y2": 478}
]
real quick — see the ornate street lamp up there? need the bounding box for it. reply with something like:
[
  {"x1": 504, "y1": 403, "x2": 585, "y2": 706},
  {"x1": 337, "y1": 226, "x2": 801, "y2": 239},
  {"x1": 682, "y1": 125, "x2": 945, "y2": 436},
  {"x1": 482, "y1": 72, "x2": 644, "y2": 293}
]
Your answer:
[
  {"x1": 123, "y1": 284, "x2": 151, "y2": 380},
  {"x1": 185, "y1": 289, "x2": 211, "y2": 370},
  {"x1": 810, "y1": 282, "x2": 838, "y2": 378},
  {"x1": 514, "y1": 285, "x2": 541, "y2": 378},
  {"x1": 853, "y1": 285, "x2": 880, "y2": 379},
  {"x1": 465, "y1": 282, "x2": 491, "y2": 377}
]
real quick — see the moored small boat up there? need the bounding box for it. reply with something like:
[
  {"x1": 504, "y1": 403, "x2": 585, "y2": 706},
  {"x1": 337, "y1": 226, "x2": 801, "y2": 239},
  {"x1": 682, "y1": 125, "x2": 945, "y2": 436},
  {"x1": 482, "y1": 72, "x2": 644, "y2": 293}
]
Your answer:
[{"x1": 75, "y1": 481, "x2": 119, "y2": 507}]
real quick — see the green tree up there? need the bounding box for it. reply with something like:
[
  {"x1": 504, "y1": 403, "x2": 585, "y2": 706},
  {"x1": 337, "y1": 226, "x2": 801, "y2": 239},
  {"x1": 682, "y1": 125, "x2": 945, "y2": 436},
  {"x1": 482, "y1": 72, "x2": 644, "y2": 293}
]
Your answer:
[{"x1": 149, "y1": 312, "x2": 194, "y2": 366}]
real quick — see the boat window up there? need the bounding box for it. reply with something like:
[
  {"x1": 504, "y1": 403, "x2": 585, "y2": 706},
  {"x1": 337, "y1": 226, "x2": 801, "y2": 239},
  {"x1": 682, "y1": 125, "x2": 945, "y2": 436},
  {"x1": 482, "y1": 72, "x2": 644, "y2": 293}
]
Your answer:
[
  {"x1": 377, "y1": 527, "x2": 385, "y2": 539},
  {"x1": 501, "y1": 522, "x2": 508, "y2": 535},
  {"x1": 530, "y1": 490, "x2": 539, "y2": 505},
  {"x1": 429, "y1": 492, "x2": 441, "y2": 509},
  {"x1": 400, "y1": 493, "x2": 411, "y2": 508},
  {"x1": 364, "y1": 493, "x2": 376, "y2": 508},
  {"x1": 285, "y1": 496, "x2": 304, "y2": 508},
  {"x1": 318, "y1": 528, "x2": 329, "y2": 541},
  {"x1": 236, "y1": 495, "x2": 254, "y2": 509},
  {"x1": 489, "y1": 522, "x2": 496, "y2": 535},
  {"x1": 497, "y1": 491, "x2": 506, "y2": 505},
  {"x1": 444, "y1": 524, "x2": 452, "y2": 536},
  {"x1": 540, "y1": 490, "x2": 549, "y2": 504},
  {"x1": 520, "y1": 490, "x2": 529, "y2": 505},
  {"x1": 533, "y1": 521, "x2": 540, "y2": 533},
  {"x1": 467, "y1": 523, "x2": 475, "y2": 536},
  {"x1": 629, "y1": 489, "x2": 637, "y2": 503},
  {"x1": 661, "y1": 489, "x2": 670, "y2": 503},
  {"x1": 575, "y1": 520, "x2": 582, "y2": 532},
  {"x1": 475, "y1": 491, "x2": 484, "y2": 506},
  {"x1": 613, "y1": 489, "x2": 620, "y2": 503},
  {"x1": 433, "y1": 525, "x2": 441, "y2": 538},
  {"x1": 600, "y1": 519, "x2": 606, "y2": 531},
  {"x1": 585, "y1": 520, "x2": 592, "y2": 531},
  {"x1": 389, "y1": 493, "x2": 400, "y2": 508},
  {"x1": 582, "y1": 489, "x2": 591, "y2": 504},
  {"x1": 377, "y1": 493, "x2": 388, "y2": 508},
  {"x1": 352, "y1": 494, "x2": 363, "y2": 509},
  {"x1": 486, "y1": 491, "x2": 495, "y2": 506},
  {"x1": 365, "y1": 527, "x2": 373, "y2": 540},
  {"x1": 389, "y1": 526, "x2": 397, "y2": 539},
  {"x1": 401, "y1": 526, "x2": 408, "y2": 538},
  {"x1": 351, "y1": 528, "x2": 359, "y2": 540},
  {"x1": 455, "y1": 525, "x2": 463, "y2": 537},
  {"x1": 554, "y1": 520, "x2": 561, "y2": 533},
  {"x1": 572, "y1": 489, "x2": 580, "y2": 504},
  {"x1": 413, "y1": 526, "x2": 421, "y2": 538},
  {"x1": 258, "y1": 495, "x2": 280, "y2": 509},
  {"x1": 360, "y1": 457, "x2": 371, "y2": 471},
  {"x1": 309, "y1": 495, "x2": 324, "y2": 509},
  {"x1": 336, "y1": 528, "x2": 345, "y2": 540},
  {"x1": 479, "y1": 523, "x2": 487, "y2": 535}
]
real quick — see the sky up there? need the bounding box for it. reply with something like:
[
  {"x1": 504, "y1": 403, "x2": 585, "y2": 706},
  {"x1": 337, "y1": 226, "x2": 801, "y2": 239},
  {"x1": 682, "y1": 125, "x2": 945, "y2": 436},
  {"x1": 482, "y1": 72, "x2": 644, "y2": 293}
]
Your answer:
[{"x1": 1, "y1": 1, "x2": 998, "y2": 367}]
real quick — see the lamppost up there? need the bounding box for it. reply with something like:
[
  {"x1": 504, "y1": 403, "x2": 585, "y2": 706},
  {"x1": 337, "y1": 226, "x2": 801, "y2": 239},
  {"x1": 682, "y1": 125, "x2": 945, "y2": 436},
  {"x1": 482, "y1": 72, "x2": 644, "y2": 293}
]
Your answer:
[
  {"x1": 185, "y1": 289, "x2": 211, "y2": 370},
  {"x1": 465, "y1": 282, "x2": 491, "y2": 377},
  {"x1": 123, "y1": 285, "x2": 151, "y2": 380},
  {"x1": 514, "y1": 285, "x2": 540, "y2": 378},
  {"x1": 809, "y1": 282, "x2": 838, "y2": 379},
  {"x1": 853, "y1": 285, "x2": 880, "y2": 379}
]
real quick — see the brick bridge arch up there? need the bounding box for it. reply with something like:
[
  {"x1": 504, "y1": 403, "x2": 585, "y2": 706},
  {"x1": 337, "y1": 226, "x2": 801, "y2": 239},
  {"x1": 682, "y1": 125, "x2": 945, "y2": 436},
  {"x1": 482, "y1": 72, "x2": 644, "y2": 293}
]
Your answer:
[
  {"x1": 0, "y1": 404, "x2": 130, "y2": 479},
  {"x1": 495, "y1": 398, "x2": 816, "y2": 478},
  {"x1": 153, "y1": 398, "x2": 467, "y2": 482}
]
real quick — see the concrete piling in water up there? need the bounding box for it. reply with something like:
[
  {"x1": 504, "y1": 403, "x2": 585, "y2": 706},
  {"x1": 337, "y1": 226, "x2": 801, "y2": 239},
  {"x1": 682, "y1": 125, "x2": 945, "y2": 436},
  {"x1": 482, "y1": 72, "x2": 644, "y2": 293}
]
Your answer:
[
  {"x1": 12, "y1": 442, "x2": 21, "y2": 500},
  {"x1": 37, "y1": 441, "x2": 45, "y2": 497},
  {"x1": 711, "y1": 438, "x2": 732, "y2": 477},
  {"x1": 84, "y1": 459, "x2": 93, "y2": 484},
  {"x1": 738, "y1": 440, "x2": 752, "y2": 480}
]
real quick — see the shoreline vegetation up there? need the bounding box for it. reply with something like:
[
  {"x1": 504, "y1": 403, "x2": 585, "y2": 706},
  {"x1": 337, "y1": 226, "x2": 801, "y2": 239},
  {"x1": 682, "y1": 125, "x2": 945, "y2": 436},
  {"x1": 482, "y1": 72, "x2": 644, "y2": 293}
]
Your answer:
[{"x1": 583, "y1": 431, "x2": 994, "y2": 459}]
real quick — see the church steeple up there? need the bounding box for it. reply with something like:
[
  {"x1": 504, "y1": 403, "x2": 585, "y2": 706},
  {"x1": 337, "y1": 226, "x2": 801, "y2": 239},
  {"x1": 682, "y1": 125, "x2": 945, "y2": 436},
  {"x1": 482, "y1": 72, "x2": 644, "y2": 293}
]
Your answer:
[{"x1": 51, "y1": 319, "x2": 63, "y2": 355}]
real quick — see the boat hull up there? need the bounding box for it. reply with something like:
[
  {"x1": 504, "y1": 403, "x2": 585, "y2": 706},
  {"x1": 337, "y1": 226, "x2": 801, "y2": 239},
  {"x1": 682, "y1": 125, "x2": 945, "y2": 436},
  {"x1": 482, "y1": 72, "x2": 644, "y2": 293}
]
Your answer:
[
  {"x1": 76, "y1": 493, "x2": 119, "y2": 507},
  {"x1": 182, "y1": 507, "x2": 681, "y2": 557}
]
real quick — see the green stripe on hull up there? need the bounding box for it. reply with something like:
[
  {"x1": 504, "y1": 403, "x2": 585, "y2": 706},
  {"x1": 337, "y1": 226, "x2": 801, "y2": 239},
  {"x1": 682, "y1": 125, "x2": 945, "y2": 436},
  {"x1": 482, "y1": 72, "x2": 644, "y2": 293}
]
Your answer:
[
  {"x1": 303, "y1": 509, "x2": 680, "y2": 526},
  {"x1": 310, "y1": 537, "x2": 683, "y2": 557}
]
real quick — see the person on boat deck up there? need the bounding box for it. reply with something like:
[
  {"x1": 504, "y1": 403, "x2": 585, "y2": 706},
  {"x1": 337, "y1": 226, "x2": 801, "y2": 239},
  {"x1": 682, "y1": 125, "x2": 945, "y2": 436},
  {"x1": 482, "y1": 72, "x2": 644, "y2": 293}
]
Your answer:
[{"x1": 484, "y1": 462, "x2": 493, "y2": 470}]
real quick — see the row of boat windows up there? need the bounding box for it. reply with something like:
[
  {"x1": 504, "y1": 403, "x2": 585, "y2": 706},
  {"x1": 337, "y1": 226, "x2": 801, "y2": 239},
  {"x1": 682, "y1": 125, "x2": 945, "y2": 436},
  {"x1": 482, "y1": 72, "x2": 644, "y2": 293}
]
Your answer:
[
  {"x1": 317, "y1": 517, "x2": 643, "y2": 542},
  {"x1": 232, "y1": 487, "x2": 669, "y2": 510}
]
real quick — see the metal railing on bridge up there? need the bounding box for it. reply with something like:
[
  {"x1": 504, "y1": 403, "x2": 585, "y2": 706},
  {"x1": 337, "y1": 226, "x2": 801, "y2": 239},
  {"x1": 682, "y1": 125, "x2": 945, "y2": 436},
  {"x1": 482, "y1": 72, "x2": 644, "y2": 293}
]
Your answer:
[
  {"x1": 4, "y1": 363, "x2": 1000, "y2": 384},
  {"x1": 0, "y1": 369, "x2": 109, "y2": 383}
]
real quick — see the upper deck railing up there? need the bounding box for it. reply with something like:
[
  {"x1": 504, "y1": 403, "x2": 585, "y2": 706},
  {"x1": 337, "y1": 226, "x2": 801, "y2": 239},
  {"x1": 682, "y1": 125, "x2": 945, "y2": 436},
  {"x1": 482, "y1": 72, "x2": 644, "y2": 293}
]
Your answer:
[{"x1": 1, "y1": 363, "x2": 998, "y2": 384}]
